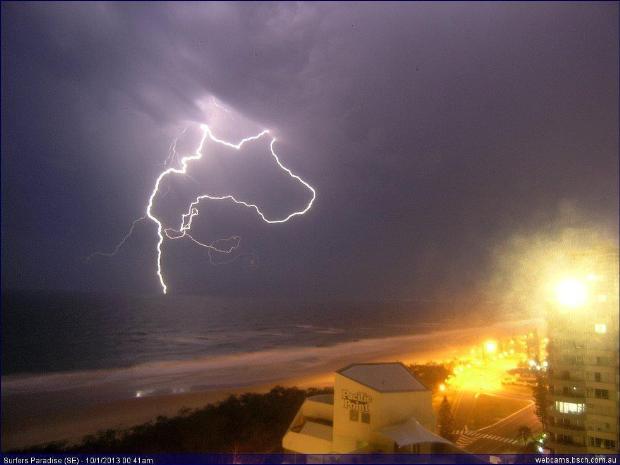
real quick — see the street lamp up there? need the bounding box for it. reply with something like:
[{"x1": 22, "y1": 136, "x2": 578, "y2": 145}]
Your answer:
[{"x1": 484, "y1": 340, "x2": 497, "y2": 354}]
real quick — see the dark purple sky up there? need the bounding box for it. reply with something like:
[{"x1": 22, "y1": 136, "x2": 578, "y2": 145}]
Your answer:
[{"x1": 2, "y1": 2, "x2": 618, "y2": 300}]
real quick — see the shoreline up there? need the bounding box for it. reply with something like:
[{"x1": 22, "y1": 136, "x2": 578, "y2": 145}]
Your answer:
[{"x1": 2, "y1": 318, "x2": 541, "y2": 450}]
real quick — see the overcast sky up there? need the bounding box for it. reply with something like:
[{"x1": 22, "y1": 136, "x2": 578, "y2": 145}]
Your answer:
[{"x1": 2, "y1": 2, "x2": 618, "y2": 301}]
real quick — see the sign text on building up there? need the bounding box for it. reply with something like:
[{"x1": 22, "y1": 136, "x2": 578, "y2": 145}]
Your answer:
[{"x1": 342, "y1": 390, "x2": 372, "y2": 412}]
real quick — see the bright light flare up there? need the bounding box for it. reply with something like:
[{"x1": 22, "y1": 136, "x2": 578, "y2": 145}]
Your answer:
[
  {"x1": 555, "y1": 278, "x2": 587, "y2": 308},
  {"x1": 484, "y1": 340, "x2": 497, "y2": 354},
  {"x1": 444, "y1": 338, "x2": 525, "y2": 393}
]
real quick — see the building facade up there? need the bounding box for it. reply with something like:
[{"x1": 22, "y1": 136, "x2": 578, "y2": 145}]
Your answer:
[
  {"x1": 283, "y1": 362, "x2": 456, "y2": 454},
  {"x1": 546, "y1": 251, "x2": 619, "y2": 453}
]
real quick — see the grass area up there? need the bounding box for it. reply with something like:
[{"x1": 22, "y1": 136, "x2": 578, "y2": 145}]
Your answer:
[{"x1": 12, "y1": 386, "x2": 333, "y2": 454}]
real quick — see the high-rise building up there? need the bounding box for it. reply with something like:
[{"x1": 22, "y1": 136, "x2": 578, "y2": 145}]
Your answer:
[{"x1": 546, "y1": 250, "x2": 619, "y2": 453}]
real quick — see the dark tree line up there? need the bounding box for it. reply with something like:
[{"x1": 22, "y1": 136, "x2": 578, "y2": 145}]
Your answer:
[
  {"x1": 14, "y1": 386, "x2": 332, "y2": 454},
  {"x1": 407, "y1": 363, "x2": 451, "y2": 391}
]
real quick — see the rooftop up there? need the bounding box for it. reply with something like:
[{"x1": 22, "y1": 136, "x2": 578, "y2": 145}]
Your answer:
[
  {"x1": 337, "y1": 362, "x2": 428, "y2": 393},
  {"x1": 379, "y1": 417, "x2": 452, "y2": 446},
  {"x1": 298, "y1": 421, "x2": 333, "y2": 442},
  {"x1": 307, "y1": 394, "x2": 334, "y2": 405}
]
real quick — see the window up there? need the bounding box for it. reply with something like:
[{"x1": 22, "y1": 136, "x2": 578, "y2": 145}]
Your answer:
[
  {"x1": 349, "y1": 409, "x2": 359, "y2": 422},
  {"x1": 361, "y1": 411, "x2": 370, "y2": 423},
  {"x1": 555, "y1": 401, "x2": 585, "y2": 414},
  {"x1": 594, "y1": 372, "x2": 601, "y2": 382},
  {"x1": 594, "y1": 323, "x2": 607, "y2": 334},
  {"x1": 604, "y1": 440, "x2": 616, "y2": 450},
  {"x1": 596, "y1": 356, "x2": 609, "y2": 366},
  {"x1": 594, "y1": 389, "x2": 609, "y2": 399}
]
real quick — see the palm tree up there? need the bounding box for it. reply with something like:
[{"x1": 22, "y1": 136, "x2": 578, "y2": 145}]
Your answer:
[
  {"x1": 438, "y1": 396, "x2": 456, "y2": 441},
  {"x1": 517, "y1": 425, "x2": 532, "y2": 446},
  {"x1": 532, "y1": 372, "x2": 549, "y2": 429}
]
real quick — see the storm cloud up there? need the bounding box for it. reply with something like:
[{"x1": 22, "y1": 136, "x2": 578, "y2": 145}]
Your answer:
[{"x1": 2, "y1": 2, "x2": 618, "y2": 303}]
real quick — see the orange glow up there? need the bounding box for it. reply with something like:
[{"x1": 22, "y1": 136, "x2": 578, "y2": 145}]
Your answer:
[
  {"x1": 444, "y1": 336, "x2": 525, "y2": 393},
  {"x1": 484, "y1": 340, "x2": 497, "y2": 353}
]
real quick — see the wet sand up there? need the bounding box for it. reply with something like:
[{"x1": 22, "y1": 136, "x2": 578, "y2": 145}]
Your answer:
[{"x1": 2, "y1": 318, "x2": 540, "y2": 450}]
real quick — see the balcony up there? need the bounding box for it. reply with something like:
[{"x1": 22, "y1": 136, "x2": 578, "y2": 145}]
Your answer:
[
  {"x1": 549, "y1": 403, "x2": 586, "y2": 419},
  {"x1": 550, "y1": 373, "x2": 584, "y2": 382},
  {"x1": 547, "y1": 438, "x2": 587, "y2": 453},
  {"x1": 549, "y1": 379, "x2": 585, "y2": 391},
  {"x1": 587, "y1": 338, "x2": 619, "y2": 351},
  {"x1": 549, "y1": 407, "x2": 585, "y2": 417},
  {"x1": 585, "y1": 380, "x2": 616, "y2": 390},
  {"x1": 547, "y1": 355, "x2": 585, "y2": 371},
  {"x1": 548, "y1": 421, "x2": 586, "y2": 432},
  {"x1": 588, "y1": 445, "x2": 620, "y2": 454},
  {"x1": 554, "y1": 438, "x2": 586, "y2": 447},
  {"x1": 585, "y1": 400, "x2": 619, "y2": 417},
  {"x1": 549, "y1": 390, "x2": 586, "y2": 401},
  {"x1": 592, "y1": 360, "x2": 618, "y2": 368}
]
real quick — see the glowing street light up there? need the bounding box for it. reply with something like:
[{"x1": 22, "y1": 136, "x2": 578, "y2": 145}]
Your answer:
[
  {"x1": 554, "y1": 278, "x2": 587, "y2": 308},
  {"x1": 484, "y1": 340, "x2": 497, "y2": 354}
]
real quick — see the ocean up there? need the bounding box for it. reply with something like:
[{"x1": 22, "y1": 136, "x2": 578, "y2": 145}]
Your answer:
[
  {"x1": 2, "y1": 290, "x2": 450, "y2": 377},
  {"x1": 2, "y1": 290, "x2": 532, "y2": 449}
]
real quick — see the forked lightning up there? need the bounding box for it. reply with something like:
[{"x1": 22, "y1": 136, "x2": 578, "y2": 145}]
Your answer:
[{"x1": 90, "y1": 124, "x2": 316, "y2": 294}]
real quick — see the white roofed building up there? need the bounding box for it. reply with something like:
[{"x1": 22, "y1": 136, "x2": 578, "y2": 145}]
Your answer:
[{"x1": 282, "y1": 362, "x2": 458, "y2": 454}]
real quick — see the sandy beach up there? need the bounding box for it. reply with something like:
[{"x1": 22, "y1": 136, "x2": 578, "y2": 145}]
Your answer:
[{"x1": 2, "y1": 318, "x2": 541, "y2": 450}]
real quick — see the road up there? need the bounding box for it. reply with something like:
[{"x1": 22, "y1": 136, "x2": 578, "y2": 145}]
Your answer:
[{"x1": 450, "y1": 385, "x2": 542, "y2": 454}]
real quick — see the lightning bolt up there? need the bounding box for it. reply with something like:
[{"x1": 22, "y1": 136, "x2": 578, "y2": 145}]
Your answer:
[
  {"x1": 84, "y1": 215, "x2": 147, "y2": 262},
  {"x1": 163, "y1": 127, "x2": 188, "y2": 168},
  {"x1": 90, "y1": 124, "x2": 316, "y2": 294}
]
